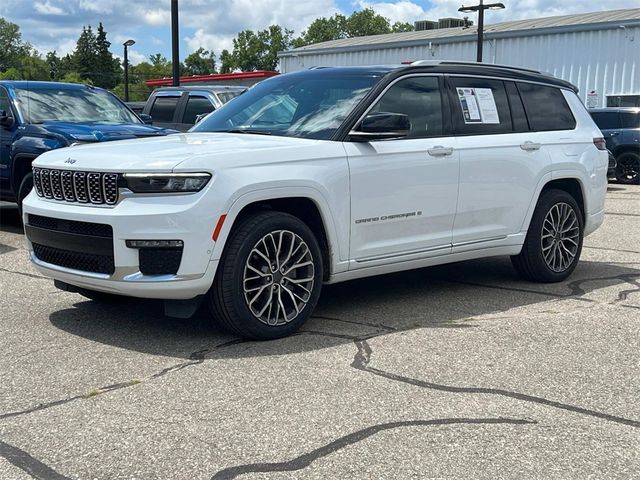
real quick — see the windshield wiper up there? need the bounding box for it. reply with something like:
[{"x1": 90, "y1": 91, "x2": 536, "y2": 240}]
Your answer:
[{"x1": 214, "y1": 128, "x2": 272, "y2": 135}]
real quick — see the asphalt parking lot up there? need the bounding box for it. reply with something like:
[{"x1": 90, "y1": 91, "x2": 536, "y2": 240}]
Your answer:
[{"x1": 0, "y1": 185, "x2": 638, "y2": 479}]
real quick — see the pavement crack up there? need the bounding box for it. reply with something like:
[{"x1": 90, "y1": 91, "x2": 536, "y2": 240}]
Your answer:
[
  {"x1": 210, "y1": 417, "x2": 534, "y2": 479},
  {"x1": 0, "y1": 439, "x2": 71, "y2": 480},
  {"x1": 0, "y1": 339, "x2": 247, "y2": 421},
  {"x1": 0, "y1": 267, "x2": 48, "y2": 280},
  {"x1": 350, "y1": 339, "x2": 640, "y2": 429}
]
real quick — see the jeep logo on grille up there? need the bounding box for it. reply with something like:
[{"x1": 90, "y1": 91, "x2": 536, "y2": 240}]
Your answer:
[{"x1": 64, "y1": 158, "x2": 76, "y2": 164}]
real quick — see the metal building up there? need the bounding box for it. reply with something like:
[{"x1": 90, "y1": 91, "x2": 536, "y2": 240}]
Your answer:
[{"x1": 279, "y1": 8, "x2": 640, "y2": 108}]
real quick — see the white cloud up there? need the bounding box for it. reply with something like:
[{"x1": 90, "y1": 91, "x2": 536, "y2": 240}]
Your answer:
[
  {"x1": 115, "y1": 49, "x2": 147, "y2": 66},
  {"x1": 358, "y1": 0, "x2": 640, "y2": 25},
  {"x1": 34, "y1": 1, "x2": 65, "y2": 15},
  {"x1": 78, "y1": 0, "x2": 113, "y2": 14},
  {"x1": 144, "y1": 9, "x2": 171, "y2": 26}
]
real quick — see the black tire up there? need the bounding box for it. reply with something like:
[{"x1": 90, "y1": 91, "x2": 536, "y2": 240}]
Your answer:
[
  {"x1": 208, "y1": 211, "x2": 323, "y2": 340},
  {"x1": 615, "y1": 151, "x2": 640, "y2": 185},
  {"x1": 17, "y1": 173, "x2": 33, "y2": 220},
  {"x1": 511, "y1": 189, "x2": 584, "y2": 283}
]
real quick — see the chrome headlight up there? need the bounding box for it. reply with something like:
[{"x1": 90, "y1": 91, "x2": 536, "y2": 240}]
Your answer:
[{"x1": 123, "y1": 173, "x2": 211, "y2": 193}]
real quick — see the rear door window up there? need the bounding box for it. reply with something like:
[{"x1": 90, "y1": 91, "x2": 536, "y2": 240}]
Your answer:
[
  {"x1": 620, "y1": 112, "x2": 640, "y2": 129},
  {"x1": 150, "y1": 95, "x2": 180, "y2": 123},
  {"x1": 517, "y1": 83, "x2": 576, "y2": 131},
  {"x1": 449, "y1": 77, "x2": 512, "y2": 135},
  {"x1": 182, "y1": 96, "x2": 215, "y2": 124},
  {"x1": 590, "y1": 112, "x2": 621, "y2": 130}
]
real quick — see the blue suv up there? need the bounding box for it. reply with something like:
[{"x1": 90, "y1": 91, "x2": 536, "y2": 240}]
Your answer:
[
  {"x1": 0, "y1": 81, "x2": 174, "y2": 210},
  {"x1": 590, "y1": 108, "x2": 640, "y2": 184}
]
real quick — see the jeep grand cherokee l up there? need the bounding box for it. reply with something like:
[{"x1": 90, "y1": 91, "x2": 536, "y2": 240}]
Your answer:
[{"x1": 22, "y1": 62, "x2": 608, "y2": 339}]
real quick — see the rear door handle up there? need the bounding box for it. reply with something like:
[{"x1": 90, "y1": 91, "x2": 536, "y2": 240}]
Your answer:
[
  {"x1": 520, "y1": 141, "x2": 541, "y2": 151},
  {"x1": 427, "y1": 146, "x2": 453, "y2": 156}
]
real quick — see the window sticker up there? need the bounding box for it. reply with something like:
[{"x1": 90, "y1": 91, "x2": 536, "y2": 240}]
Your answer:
[{"x1": 457, "y1": 87, "x2": 500, "y2": 124}]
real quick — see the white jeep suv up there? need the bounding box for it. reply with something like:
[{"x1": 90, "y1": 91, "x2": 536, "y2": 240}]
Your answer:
[{"x1": 23, "y1": 62, "x2": 608, "y2": 339}]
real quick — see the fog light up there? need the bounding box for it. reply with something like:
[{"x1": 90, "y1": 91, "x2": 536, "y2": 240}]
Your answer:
[{"x1": 126, "y1": 240, "x2": 184, "y2": 248}]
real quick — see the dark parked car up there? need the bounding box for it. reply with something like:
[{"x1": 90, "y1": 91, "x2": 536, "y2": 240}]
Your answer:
[
  {"x1": 590, "y1": 107, "x2": 640, "y2": 184},
  {"x1": 141, "y1": 85, "x2": 246, "y2": 132},
  {"x1": 0, "y1": 81, "x2": 174, "y2": 210}
]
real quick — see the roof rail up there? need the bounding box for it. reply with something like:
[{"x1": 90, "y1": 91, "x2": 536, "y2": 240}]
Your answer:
[{"x1": 410, "y1": 60, "x2": 543, "y2": 75}]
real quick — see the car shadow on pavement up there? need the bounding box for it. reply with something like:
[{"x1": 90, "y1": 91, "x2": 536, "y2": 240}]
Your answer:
[{"x1": 49, "y1": 257, "x2": 640, "y2": 360}]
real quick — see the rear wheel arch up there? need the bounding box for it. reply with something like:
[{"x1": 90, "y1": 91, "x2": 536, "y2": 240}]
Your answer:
[{"x1": 539, "y1": 178, "x2": 586, "y2": 223}]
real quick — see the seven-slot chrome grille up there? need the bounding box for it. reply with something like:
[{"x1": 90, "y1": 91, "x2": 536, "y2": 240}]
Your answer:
[{"x1": 33, "y1": 168, "x2": 120, "y2": 205}]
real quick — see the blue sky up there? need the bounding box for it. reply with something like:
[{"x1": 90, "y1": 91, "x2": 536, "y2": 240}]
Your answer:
[{"x1": 1, "y1": 1, "x2": 637, "y2": 66}]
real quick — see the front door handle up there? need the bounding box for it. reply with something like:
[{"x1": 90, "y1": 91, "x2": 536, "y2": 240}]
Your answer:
[
  {"x1": 520, "y1": 141, "x2": 541, "y2": 151},
  {"x1": 427, "y1": 146, "x2": 453, "y2": 156}
]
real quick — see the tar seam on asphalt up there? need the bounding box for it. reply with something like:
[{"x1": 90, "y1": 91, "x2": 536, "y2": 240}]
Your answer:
[
  {"x1": 0, "y1": 339, "x2": 246, "y2": 421},
  {"x1": 210, "y1": 417, "x2": 536, "y2": 479}
]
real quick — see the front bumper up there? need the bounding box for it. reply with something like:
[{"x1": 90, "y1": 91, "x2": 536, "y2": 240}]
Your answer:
[{"x1": 22, "y1": 191, "x2": 222, "y2": 300}]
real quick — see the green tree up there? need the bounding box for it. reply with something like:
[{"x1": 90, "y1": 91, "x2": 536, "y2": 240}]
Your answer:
[
  {"x1": 391, "y1": 21, "x2": 414, "y2": 33},
  {"x1": 223, "y1": 25, "x2": 293, "y2": 72},
  {"x1": 219, "y1": 49, "x2": 233, "y2": 74},
  {"x1": 0, "y1": 18, "x2": 31, "y2": 72},
  {"x1": 293, "y1": 9, "x2": 406, "y2": 48},
  {"x1": 293, "y1": 14, "x2": 347, "y2": 48},
  {"x1": 94, "y1": 22, "x2": 121, "y2": 88},
  {"x1": 0, "y1": 54, "x2": 49, "y2": 80},
  {"x1": 72, "y1": 25, "x2": 98, "y2": 82},
  {"x1": 345, "y1": 8, "x2": 391, "y2": 37},
  {"x1": 45, "y1": 51, "x2": 62, "y2": 80},
  {"x1": 183, "y1": 47, "x2": 216, "y2": 75}
]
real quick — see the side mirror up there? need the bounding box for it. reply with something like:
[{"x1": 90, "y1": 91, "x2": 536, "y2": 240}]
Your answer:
[
  {"x1": 138, "y1": 113, "x2": 153, "y2": 125},
  {"x1": 349, "y1": 112, "x2": 410, "y2": 141},
  {"x1": 194, "y1": 113, "x2": 209, "y2": 124},
  {"x1": 0, "y1": 109, "x2": 14, "y2": 128}
]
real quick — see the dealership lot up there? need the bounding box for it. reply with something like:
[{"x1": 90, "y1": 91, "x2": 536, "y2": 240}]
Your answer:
[{"x1": 0, "y1": 185, "x2": 638, "y2": 479}]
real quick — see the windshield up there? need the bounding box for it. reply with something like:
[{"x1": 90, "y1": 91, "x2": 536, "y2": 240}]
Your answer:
[
  {"x1": 192, "y1": 73, "x2": 382, "y2": 140},
  {"x1": 14, "y1": 86, "x2": 141, "y2": 124}
]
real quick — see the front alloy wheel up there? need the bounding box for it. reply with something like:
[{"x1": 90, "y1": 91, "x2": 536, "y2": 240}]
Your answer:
[
  {"x1": 209, "y1": 211, "x2": 323, "y2": 339},
  {"x1": 243, "y1": 230, "x2": 315, "y2": 326}
]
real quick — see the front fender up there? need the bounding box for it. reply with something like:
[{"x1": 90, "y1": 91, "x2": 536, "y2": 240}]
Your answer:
[{"x1": 210, "y1": 185, "x2": 348, "y2": 276}]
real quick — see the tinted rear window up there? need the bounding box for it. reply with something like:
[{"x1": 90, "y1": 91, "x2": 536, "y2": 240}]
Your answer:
[
  {"x1": 183, "y1": 96, "x2": 214, "y2": 124},
  {"x1": 621, "y1": 112, "x2": 640, "y2": 129},
  {"x1": 517, "y1": 83, "x2": 576, "y2": 131},
  {"x1": 150, "y1": 96, "x2": 180, "y2": 122},
  {"x1": 590, "y1": 112, "x2": 620, "y2": 130}
]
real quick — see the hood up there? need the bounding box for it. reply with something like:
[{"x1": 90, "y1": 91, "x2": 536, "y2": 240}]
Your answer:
[
  {"x1": 32, "y1": 132, "x2": 335, "y2": 172},
  {"x1": 35, "y1": 121, "x2": 173, "y2": 142}
]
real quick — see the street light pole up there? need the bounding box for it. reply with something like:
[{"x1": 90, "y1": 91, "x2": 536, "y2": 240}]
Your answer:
[
  {"x1": 123, "y1": 39, "x2": 136, "y2": 102},
  {"x1": 458, "y1": 0, "x2": 505, "y2": 63},
  {"x1": 171, "y1": 0, "x2": 180, "y2": 86}
]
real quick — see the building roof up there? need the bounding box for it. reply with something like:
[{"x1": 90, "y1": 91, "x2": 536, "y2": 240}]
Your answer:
[
  {"x1": 281, "y1": 8, "x2": 640, "y2": 56},
  {"x1": 144, "y1": 70, "x2": 278, "y2": 87}
]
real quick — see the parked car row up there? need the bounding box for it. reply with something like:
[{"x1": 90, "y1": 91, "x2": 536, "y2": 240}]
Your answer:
[{"x1": 0, "y1": 82, "x2": 247, "y2": 212}]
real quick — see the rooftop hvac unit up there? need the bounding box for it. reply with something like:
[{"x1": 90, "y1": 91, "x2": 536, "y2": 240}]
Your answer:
[
  {"x1": 438, "y1": 17, "x2": 466, "y2": 29},
  {"x1": 414, "y1": 20, "x2": 439, "y2": 31}
]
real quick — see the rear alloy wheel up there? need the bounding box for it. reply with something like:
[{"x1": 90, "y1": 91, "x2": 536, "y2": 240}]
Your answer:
[
  {"x1": 209, "y1": 211, "x2": 323, "y2": 339},
  {"x1": 511, "y1": 189, "x2": 584, "y2": 283},
  {"x1": 615, "y1": 151, "x2": 640, "y2": 184}
]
